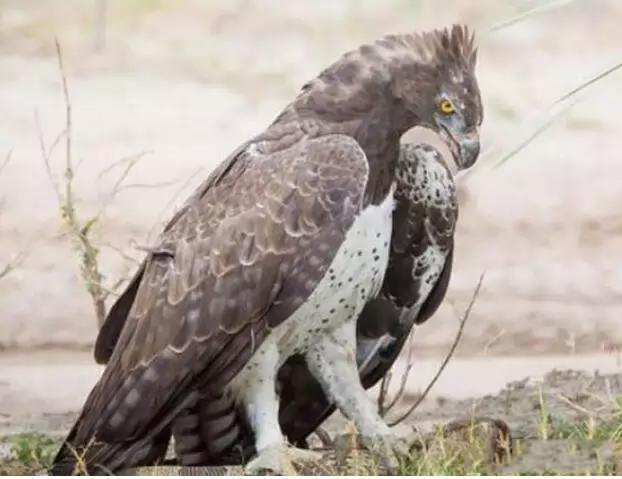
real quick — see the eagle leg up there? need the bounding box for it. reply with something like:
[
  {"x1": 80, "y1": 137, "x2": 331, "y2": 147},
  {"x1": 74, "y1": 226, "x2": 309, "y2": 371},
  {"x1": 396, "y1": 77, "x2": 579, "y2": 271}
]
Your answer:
[{"x1": 305, "y1": 320, "x2": 409, "y2": 474}]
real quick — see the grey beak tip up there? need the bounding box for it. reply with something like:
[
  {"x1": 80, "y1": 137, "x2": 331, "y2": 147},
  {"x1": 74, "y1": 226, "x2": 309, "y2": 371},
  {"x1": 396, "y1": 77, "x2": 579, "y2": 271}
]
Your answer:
[{"x1": 460, "y1": 141, "x2": 480, "y2": 169}]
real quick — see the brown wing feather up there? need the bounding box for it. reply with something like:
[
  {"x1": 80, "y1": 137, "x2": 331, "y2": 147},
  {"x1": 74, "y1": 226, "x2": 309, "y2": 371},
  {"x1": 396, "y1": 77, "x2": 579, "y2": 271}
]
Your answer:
[
  {"x1": 94, "y1": 141, "x2": 253, "y2": 366},
  {"x1": 52, "y1": 133, "x2": 369, "y2": 474}
]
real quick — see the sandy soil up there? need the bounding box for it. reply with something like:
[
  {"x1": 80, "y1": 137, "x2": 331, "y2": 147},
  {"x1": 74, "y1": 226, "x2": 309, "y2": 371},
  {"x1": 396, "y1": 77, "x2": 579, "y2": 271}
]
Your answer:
[
  {"x1": 0, "y1": 0, "x2": 621, "y2": 356},
  {"x1": 1, "y1": 349, "x2": 619, "y2": 438},
  {"x1": 1, "y1": 350, "x2": 620, "y2": 474}
]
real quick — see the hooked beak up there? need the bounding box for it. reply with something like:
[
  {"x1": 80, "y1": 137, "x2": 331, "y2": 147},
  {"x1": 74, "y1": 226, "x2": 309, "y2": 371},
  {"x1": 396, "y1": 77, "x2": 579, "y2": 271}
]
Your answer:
[{"x1": 439, "y1": 127, "x2": 480, "y2": 170}]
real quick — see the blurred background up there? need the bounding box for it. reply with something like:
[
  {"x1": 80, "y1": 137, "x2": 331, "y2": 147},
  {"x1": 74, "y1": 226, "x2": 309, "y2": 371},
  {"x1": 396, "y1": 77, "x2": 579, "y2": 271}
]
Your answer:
[{"x1": 0, "y1": 0, "x2": 621, "y2": 436}]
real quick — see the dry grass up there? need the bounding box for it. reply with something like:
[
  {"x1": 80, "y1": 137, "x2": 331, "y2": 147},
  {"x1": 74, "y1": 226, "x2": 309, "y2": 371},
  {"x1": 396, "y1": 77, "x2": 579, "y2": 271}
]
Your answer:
[{"x1": 0, "y1": 433, "x2": 55, "y2": 475}]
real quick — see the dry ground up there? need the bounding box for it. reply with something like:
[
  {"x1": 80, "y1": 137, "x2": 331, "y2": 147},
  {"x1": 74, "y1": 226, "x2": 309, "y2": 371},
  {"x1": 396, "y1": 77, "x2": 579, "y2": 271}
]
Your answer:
[{"x1": 1, "y1": 366, "x2": 620, "y2": 475}]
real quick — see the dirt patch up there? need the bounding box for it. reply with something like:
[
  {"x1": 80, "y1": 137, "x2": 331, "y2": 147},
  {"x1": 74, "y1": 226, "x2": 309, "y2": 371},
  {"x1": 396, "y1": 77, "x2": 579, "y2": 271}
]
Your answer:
[
  {"x1": 2, "y1": 364, "x2": 620, "y2": 474},
  {"x1": 399, "y1": 369, "x2": 622, "y2": 474}
]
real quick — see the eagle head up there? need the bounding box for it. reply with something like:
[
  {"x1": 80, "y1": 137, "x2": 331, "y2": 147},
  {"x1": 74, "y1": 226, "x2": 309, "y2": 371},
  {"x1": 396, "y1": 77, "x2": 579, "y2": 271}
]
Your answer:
[{"x1": 391, "y1": 25, "x2": 482, "y2": 170}]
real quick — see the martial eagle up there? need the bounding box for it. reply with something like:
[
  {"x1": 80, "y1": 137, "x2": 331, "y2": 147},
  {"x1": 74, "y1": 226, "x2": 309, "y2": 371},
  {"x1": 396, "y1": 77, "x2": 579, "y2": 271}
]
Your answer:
[
  {"x1": 170, "y1": 141, "x2": 470, "y2": 468},
  {"x1": 52, "y1": 25, "x2": 481, "y2": 475}
]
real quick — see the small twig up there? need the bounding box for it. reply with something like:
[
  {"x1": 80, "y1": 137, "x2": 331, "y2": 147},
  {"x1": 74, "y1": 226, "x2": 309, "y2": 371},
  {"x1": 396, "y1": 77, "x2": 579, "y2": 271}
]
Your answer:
[
  {"x1": 36, "y1": 112, "x2": 65, "y2": 203},
  {"x1": 556, "y1": 393, "x2": 599, "y2": 418},
  {"x1": 99, "y1": 241, "x2": 141, "y2": 265},
  {"x1": 92, "y1": 151, "x2": 148, "y2": 220},
  {"x1": 313, "y1": 427, "x2": 334, "y2": 449},
  {"x1": 381, "y1": 328, "x2": 417, "y2": 416},
  {"x1": 483, "y1": 328, "x2": 506, "y2": 355},
  {"x1": 96, "y1": 150, "x2": 150, "y2": 179},
  {"x1": 388, "y1": 274, "x2": 484, "y2": 427},
  {"x1": 0, "y1": 251, "x2": 27, "y2": 280},
  {"x1": 0, "y1": 149, "x2": 11, "y2": 174}
]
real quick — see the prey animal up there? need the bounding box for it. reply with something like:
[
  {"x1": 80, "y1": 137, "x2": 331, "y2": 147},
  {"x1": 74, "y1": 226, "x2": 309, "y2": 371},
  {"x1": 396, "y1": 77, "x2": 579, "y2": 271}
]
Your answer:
[{"x1": 52, "y1": 25, "x2": 481, "y2": 475}]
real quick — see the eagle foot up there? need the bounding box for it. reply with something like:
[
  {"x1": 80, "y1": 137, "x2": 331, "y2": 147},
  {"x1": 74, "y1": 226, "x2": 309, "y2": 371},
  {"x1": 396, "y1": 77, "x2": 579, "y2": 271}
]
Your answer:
[{"x1": 244, "y1": 444, "x2": 322, "y2": 476}]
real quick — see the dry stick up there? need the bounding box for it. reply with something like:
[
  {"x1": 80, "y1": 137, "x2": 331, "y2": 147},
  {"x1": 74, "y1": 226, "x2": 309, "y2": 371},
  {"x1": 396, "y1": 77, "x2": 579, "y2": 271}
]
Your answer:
[
  {"x1": 313, "y1": 426, "x2": 334, "y2": 449},
  {"x1": 388, "y1": 273, "x2": 484, "y2": 427},
  {"x1": 556, "y1": 393, "x2": 599, "y2": 418}
]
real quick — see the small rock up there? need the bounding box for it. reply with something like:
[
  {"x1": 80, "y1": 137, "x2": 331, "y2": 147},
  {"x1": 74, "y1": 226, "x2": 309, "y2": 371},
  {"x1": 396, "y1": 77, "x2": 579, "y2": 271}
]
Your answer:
[{"x1": 427, "y1": 417, "x2": 513, "y2": 466}]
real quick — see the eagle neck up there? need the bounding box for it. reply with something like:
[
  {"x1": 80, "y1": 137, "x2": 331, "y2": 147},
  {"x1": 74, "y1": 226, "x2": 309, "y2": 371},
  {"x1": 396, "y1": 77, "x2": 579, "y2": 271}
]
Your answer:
[{"x1": 352, "y1": 98, "x2": 417, "y2": 207}]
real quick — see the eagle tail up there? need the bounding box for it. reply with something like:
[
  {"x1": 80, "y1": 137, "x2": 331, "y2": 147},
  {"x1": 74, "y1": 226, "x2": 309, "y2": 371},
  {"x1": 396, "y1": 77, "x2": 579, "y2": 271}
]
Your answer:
[
  {"x1": 49, "y1": 382, "x2": 180, "y2": 475},
  {"x1": 50, "y1": 414, "x2": 171, "y2": 475}
]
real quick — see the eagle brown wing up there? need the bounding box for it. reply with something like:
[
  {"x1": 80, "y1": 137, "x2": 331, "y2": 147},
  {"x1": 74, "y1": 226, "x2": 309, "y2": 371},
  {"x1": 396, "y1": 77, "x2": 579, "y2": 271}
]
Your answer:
[
  {"x1": 52, "y1": 133, "x2": 369, "y2": 474},
  {"x1": 94, "y1": 141, "x2": 253, "y2": 365}
]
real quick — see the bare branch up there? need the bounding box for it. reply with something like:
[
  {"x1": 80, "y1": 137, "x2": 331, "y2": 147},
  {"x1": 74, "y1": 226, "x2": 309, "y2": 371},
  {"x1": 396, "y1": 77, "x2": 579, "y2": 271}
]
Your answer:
[
  {"x1": 36, "y1": 112, "x2": 65, "y2": 203},
  {"x1": 37, "y1": 39, "x2": 109, "y2": 328},
  {"x1": 93, "y1": 151, "x2": 148, "y2": 220},
  {"x1": 388, "y1": 274, "x2": 484, "y2": 427},
  {"x1": 0, "y1": 149, "x2": 11, "y2": 175},
  {"x1": 0, "y1": 250, "x2": 28, "y2": 281}
]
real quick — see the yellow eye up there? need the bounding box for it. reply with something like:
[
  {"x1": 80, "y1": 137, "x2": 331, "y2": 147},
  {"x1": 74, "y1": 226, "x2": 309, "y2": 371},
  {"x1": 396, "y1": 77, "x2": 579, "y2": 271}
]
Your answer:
[{"x1": 439, "y1": 100, "x2": 455, "y2": 115}]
